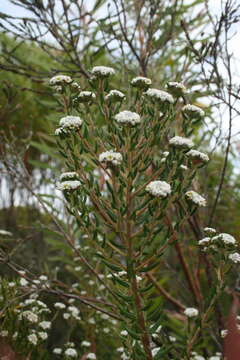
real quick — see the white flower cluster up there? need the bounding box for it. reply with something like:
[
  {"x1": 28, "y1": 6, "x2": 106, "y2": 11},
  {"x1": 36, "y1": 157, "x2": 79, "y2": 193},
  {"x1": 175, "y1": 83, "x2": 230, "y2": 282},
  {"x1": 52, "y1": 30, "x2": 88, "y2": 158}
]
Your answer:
[
  {"x1": 146, "y1": 180, "x2": 171, "y2": 198},
  {"x1": 105, "y1": 89, "x2": 125, "y2": 101},
  {"x1": 184, "y1": 307, "x2": 199, "y2": 318},
  {"x1": 185, "y1": 191, "x2": 206, "y2": 207},
  {"x1": 57, "y1": 171, "x2": 81, "y2": 192},
  {"x1": 78, "y1": 91, "x2": 96, "y2": 102},
  {"x1": 131, "y1": 76, "x2": 152, "y2": 88},
  {"x1": 198, "y1": 237, "x2": 211, "y2": 246},
  {"x1": 59, "y1": 115, "x2": 83, "y2": 130},
  {"x1": 144, "y1": 88, "x2": 174, "y2": 104},
  {"x1": 182, "y1": 104, "x2": 204, "y2": 118},
  {"x1": 49, "y1": 75, "x2": 72, "y2": 86},
  {"x1": 0, "y1": 229, "x2": 13, "y2": 237},
  {"x1": 203, "y1": 227, "x2": 216, "y2": 235},
  {"x1": 191, "y1": 353, "x2": 205, "y2": 360},
  {"x1": 166, "y1": 81, "x2": 186, "y2": 96},
  {"x1": 186, "y1": 149, "x2": 209, "y2": 164},
  {"x1": 54, "y1": 302, "x2": 66, "y2": 310},
  {"x1": 65, "y1": 348, "x2": 78, "y2": 358},
  {"x1": 87, "y1": 353, "x2": 97, "y2": 359},
  {"x1": 114, "y1": 110, "x2": 141, "y2": 126},
  {"x1": 228, "y1": 252, "x2": 240, "y2": 263},
  {"x1": 91, "y1": 66, "x2": 115, "y2": 77},
  {"x1": 169, "y1": 136, "x2": 194, "y2": 150},
  {"x1": 55, "y1": 115, "x2": 83, "y2": 136},
  {"x1": 57, "y1": 180, "x2": 81, "y2": 192},
  {"x1": 212, "y1": 233, "x2": 236, "y2": 245},
  {"x1": 60, "y1": 172, "x2": 79, "y2": 182},
  {"x1": 63, "y1": 305, "x2": 81, "y2": 321},
  {"x1": 99, "y1": 150, "x2": 123, "y2": 166}
]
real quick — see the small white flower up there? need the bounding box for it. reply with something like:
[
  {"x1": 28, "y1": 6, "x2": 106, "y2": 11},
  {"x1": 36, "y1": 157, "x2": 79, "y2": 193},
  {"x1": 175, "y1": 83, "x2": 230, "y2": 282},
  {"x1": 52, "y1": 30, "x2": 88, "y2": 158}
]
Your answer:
[
  {"x1": 57, "y1": 180, "x2": 81, "y2": 191},
  {"x1": 152, "y1": 347, "x2": 161, "y2": 356},
  {"x1": 229, "y1": 252, "x2": 240, "y2": 263},
  {"x1": 103, "y1": 327, "x2": 110, "y2": 333},
  {"x1": 20, "y1": 278, "x2": 28, "y2": 286},
  {"x1": 169, "y1": 336, "x2": 176, "y2": 342},
  {"x1": 63, "y1": 313, "x2": 71, "y2": 320},
  {"x1": 88, "y1": 317, "x2": 96, "y2": 324},
  {"x1": 64, "y1": 348, "x2": 78, "y2": 357},
  {"x1": 49, "y1": 75, "x2": 72, "y2": 86},
  {"x1": 28, "y1": 333, "x2": 38, "y2": 345},
  {"x1": 101, "y1": 314, "x2": 109, "y2": 320},
  {"x1": 54, "y1": 302, "x2": 66, "y2": 309},
  {"x1": 78, "y1": 91, "x2": 96, "y2": 102},
  {"x1": 209, "y1": 357, "x2": 221, "y2": 360},
  {"x1": 146, "y1": 180, "x2": 171, "y2": 198},
  {"x1": 53, "y1": 348, "x2": 62, "y2": 354},
  {"x1": 105, "y1": 90, "x2": 125, "y2": 101},
  {"x1": 8, "y1": 282, "x2": 15, "y2": 288},
  {"x1": 182, "y1": 104, "x2": 204, "y2": 118},
  {"x1": 117, "y1": 347, "x2": 124, "y2": 353},
  {"x1": 81, "y1": 340, "x2": 91, "y2": 347},
  {"x1": 39, "y1": 321, "x2": 51, "y2": 330},
  {"x1": 59, "y1": 115, "x2": 83, "y2": 131},
  {"x1": 185, "y1": 191, "x2": 206, "y2": 207},
  {"x1": 221, "y1": 329, "x2": 228, "y2": 338},
  {"x1": 115, "y1": 110, "x2": 141, "y2": 126},
  {"x1": 68, "y1": 306, "x2": 80, "y2": 319},
  {"x1": 91, "y1": 66, "x2": 115, "y2": 77},
  {"x1": 166, "y1": 81, "x2": 186, "y2": 96},
  {"x1": 144, "y1": 88, "x2": 174, "y2": 104},
  {"x1": 131, "y1": 76, "x2": 152, "y2": 88},
  {"x1": 217, "y1": 233, "x2": 236, "y2": 245},
  {"x1": 203, "y1": 227, "x2": 216, "y2": 235},
  {"x1": 198, "y1": 237, "x2": 211, "y2": 246},
  {"x1": 0, "y1": 330, "x2": 8, "y2": 337},
  {"x1": 99, "y1": 150, "x2": 123, "y2": 166},
  {"x1": 120, "y1": 330, "x2": 128, "y2": 336},
  {"x1": 86, "y1": 353, "x2": 96, "y2": 360},
  {"x1": 38, "y1": 332, "x2": 48, "y2": 340},
  {"x1": 169, "y1": 136, "x2": 194, "y2": 149},
  {"x1": 60, "y1": 172, "x2": 79, "y2": 182},
  {"x1": 0, "y1": 229, "x2": 13, "y2": 237},
  {"x1": 184, "y1": 307, "x2": 199, "y2": 318},
  {"x1": 186, "y1": 150, "x2": 209, "y2": 164},
  {"x1": 39, "y1": 275, "x2": 48, "y2": 281},
  {"x1": 181, "y1": 165, "x2": 189, "y2": 172},
  {"x1": 20, "y1": 311, "x2": 38, "y2": 323}
]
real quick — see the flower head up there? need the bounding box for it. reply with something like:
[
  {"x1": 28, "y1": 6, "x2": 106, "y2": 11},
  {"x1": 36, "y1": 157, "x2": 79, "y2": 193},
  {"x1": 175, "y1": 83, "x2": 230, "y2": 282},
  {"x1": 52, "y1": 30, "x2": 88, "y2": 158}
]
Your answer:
[
  {"x1": 86, "y1": 353, "x2": 96, "y2": 360},
  {"x1": 53, "y1": 348, "x2": 62, "y2": 354},
  {"x1": 57, "y1": 180, "x2": 81, "y2": 192},
  {"x1": 166, "y1": 81, "x2": 186, "y2": 97},
  {"x1": 146, "y1": 180, "x2": 171, "y2": 198},
  {"x1": 77, "y1": 91, "x2": 96, "y2": 103},
  {"x1": 169, "y1": 136, "x2": 194, "y2": 150},
  {"x1": 99, "y1": 150, "x2": 123, "y2": 166},
  {"x1": 114, "y1": 110, "x2": 141, "y2": 126},
  {"x1": 203, "y1": 227, "x2": 216, "y2": 236},
  {"x1": 184, "y1": 307, "x2": 199, "y2": 318},
  {"x1": 60, "y1": 172, "x2": 79, "y2": 182},
  {"x1": 185, "y1": 191, "x2": 206, "y2": 207},
  {"x1": 64, "y1": 348, "x2": 78, "y2": 358},
  {"x1": 182, "y1": 104, "x2": 204, "y2": 119},
  {"x1": 212, "y1": 233, "x2": 236, "y2": 245},
  {"x1": 59, "y1": 116, "x2": 83, "y2": 131},
  {"x1": 144, "y1": 88, "x2": 174, "y2": 105},
  {"x1": 198, "y1": 237, "x2": 211, "y2": 246},
  {"x1": 229, "y1": 252, "x2": 240, "y2": 263},
  {"x1": 186, "y1": 150, "x2": 209, "y2": 165},
  {"x1": 131, "y1": 76, "x2": 152, "y2": 89},
  {"x1": 91, "y1": 66, "x2": 115, "y2": 78},
  {"x1": 105, "y1": 90, "x2": 125, "y2": 102},
  {"x1": 49, "y1": 75, "x2": 72, "y2": 86},
  {"x1": 27, "y1": 333, "x2": 38, "y2": 345}
]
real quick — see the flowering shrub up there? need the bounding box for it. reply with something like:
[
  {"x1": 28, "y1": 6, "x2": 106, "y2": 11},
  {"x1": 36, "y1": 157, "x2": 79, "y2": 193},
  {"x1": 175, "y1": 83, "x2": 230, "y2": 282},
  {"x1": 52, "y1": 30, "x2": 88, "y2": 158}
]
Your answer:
[{"x1": 0, "y1": 66, "x2": 239, "y2": 360}]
